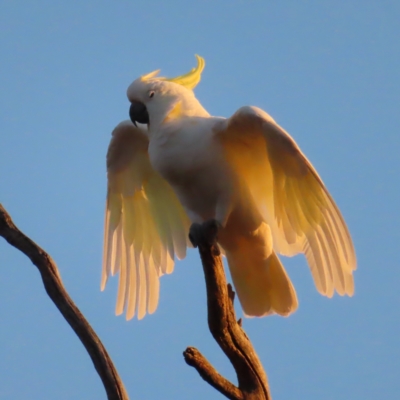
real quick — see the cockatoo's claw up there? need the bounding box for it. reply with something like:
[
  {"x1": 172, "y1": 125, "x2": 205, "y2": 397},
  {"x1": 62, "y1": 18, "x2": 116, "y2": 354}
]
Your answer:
[
  {"x1": 189, "y1": 219, "x2": 221, "y2": 249},
  {"x1": 189, "y1": 223, "x2": 202, "y2": 248},
  {"x1": 203, "y1": 219, "x2": 220, "y2": 245}
]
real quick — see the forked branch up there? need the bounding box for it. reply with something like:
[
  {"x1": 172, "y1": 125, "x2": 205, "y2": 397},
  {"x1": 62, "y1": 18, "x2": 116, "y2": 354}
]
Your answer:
[
  {"x1": 0, "y1": 204, "x2": 271, "y2": 399},
  {"x1": 0, "y1": 204, "x2": 128, "y2": 400},
  {"x1": 184, "y1": 221, "x2": 271, "y2": 400}
]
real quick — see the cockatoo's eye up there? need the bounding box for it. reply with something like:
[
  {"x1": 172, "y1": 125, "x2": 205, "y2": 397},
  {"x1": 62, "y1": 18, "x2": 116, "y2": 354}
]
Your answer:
[{"x1": 149, "y1": 91, "x2": 155, "y2": 98}]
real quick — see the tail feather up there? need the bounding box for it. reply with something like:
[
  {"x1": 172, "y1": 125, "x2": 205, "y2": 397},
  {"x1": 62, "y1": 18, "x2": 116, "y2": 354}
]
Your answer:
[{"x1": 227, "y1": 250, "x2": 298, "y2": 317}]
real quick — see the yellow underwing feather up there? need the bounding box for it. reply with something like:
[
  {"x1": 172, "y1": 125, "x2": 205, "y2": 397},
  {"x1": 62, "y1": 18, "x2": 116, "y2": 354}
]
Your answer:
[
  {"x1": 137, "y1": 253, "x2": 146, "y2": 320},
  {"x1": 126, "y1": 247, "x2": 137, "y2": 320},
  {"x1": 102, "y1": 121, "x2": 191, "y2": 319},
  {"x1": 115, "y1": 241, "x2": 127, "y2": 315},
  {"x1": 101, "y1": 207, "x2": 111, "y2": 290},
  {"x1": 146, "y1": 257, "x2": 160, "y2": 315},
  {"x1": 111, "y1": 224, "x2": 122, "y2": 276},
  {"x1": 217, "y1": 106, "x2": 356, "y2": 299}
]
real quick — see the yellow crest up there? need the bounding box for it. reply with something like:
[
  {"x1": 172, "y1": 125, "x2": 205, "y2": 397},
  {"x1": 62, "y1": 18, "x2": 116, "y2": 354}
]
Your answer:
[
  {"x1": 140, "y1": 55, "x2": 205, "y2": 90},
  {"x1": 166, "y1": 55, "x2": 205, "y2": 90}
]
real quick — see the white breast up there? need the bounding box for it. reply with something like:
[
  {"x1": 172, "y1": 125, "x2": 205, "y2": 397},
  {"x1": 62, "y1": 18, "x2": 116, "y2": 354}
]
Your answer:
[{"x1": 148, "y1": 117, "x2": 232, "y2": 221}]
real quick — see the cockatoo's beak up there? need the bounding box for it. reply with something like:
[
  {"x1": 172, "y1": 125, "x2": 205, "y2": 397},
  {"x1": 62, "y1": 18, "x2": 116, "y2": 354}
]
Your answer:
[{"x1": 129, "y1": 101, "x2": 149, "y2": 126}]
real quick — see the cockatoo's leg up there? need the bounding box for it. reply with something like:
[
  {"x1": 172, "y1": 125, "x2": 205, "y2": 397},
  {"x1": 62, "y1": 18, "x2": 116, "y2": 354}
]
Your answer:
[
  {"x1": 215, "y1": 192, "x2": 234, "y2": 228},
  {"x1": 189, "y1": 219, "x2": 221, "y2": 250}
]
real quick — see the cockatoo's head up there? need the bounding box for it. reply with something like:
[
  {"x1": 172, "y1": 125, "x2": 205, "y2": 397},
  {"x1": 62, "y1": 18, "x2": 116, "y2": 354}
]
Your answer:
[{"x1": 127, "y1": 55, "x2": 209, "y2": 130}]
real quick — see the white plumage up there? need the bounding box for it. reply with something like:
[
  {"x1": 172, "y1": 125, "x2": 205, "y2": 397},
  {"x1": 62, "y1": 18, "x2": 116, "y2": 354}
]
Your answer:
[{"x1": 102, "y1": 56, "x2": 356, "y2": 319}]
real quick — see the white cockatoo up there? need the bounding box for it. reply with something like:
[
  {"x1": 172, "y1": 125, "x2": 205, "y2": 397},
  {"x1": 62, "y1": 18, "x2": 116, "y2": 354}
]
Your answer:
[{"x1": 102, "y1": 55, "x2": 356, "y2": 320}]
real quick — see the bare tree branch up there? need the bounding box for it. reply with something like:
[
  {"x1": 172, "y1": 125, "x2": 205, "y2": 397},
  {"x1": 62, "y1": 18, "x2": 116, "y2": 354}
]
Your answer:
[
  {"x1": 184, "y1": 346, "x2": 244, "y2": 400},
  {"x1": 0, "y1": 204, "x2": 129, "y2": 400},
  {"x1": 185, "y1": 221, "x2": 271, "y2": 400}
]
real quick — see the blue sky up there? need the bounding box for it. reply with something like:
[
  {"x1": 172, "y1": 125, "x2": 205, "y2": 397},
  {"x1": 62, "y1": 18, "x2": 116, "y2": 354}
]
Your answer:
[{"x1": 0, "y1": 1, "x2": 399, "y2": 399}]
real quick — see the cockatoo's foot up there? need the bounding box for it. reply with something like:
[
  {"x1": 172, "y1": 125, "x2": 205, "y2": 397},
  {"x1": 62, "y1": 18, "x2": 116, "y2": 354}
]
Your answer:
[{"x1": 189, "y1": 219, "x2": 221, "y2": 248}]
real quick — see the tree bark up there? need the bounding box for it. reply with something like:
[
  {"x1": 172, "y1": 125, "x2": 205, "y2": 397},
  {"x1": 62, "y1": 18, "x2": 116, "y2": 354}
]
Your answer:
[
  {"x1": 0, "y1": 204, "x2": 272, "y2": 399},
  {"x1": 184, "y1": 221, "x2": 271, "y2": 400},
  {"x1": 0, "y1": 204, "x2": 129, "y2": 400}
]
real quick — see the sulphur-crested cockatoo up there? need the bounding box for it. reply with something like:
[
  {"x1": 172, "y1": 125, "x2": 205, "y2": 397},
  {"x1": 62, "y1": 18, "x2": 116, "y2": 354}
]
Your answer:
[{"x1": 102, "y1": 55, "x2": 356, "y2": 320}]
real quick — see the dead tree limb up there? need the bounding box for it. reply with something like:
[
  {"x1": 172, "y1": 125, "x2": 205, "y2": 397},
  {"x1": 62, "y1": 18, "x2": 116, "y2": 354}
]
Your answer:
[
  {"x1": 184, "y1": 221, "x2": 271, "y2": 400},
  {"x1": 0, "y1": 204, "x2": 129, "y2": 400}
]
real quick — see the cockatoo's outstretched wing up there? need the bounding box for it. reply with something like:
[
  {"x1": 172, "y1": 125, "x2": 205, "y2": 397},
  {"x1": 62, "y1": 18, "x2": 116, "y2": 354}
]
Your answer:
[
  {"x1": 102, "y1": 121, "x2": 191, "y2": 319},
  {"x1": 215, "y1": 106, "x2": 356, "y2": 297}
]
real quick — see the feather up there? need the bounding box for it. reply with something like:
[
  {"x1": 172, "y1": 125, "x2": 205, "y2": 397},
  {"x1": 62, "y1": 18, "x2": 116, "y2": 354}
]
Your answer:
[
  {"x1": 102, "y1": 121, "x2": 190, "y2": 319},
  {"x1": 217, "y1": 105, "x2": 356, "y2": 299}
]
